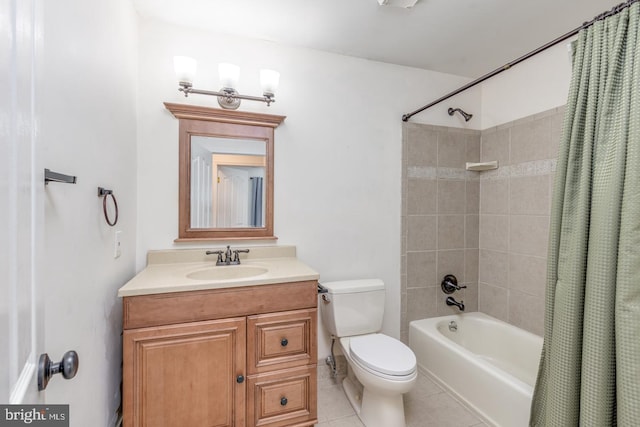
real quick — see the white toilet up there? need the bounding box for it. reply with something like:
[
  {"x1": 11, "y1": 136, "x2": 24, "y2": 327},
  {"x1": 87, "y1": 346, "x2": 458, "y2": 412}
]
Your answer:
[{"x1": 320, "y1": 279, "x2": 417, "y2": 427}]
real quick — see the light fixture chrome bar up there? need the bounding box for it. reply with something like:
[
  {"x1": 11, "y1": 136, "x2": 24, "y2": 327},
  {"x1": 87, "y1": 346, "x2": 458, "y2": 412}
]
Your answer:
[{"x1": 178, "y1": 83, "x2": 275, "y2": 109}]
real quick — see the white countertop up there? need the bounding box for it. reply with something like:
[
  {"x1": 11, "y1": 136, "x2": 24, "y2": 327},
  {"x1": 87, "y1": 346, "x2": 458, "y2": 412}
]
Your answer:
[{"x1": 117, "y1": 246, "x2": 320, "y2": 297}]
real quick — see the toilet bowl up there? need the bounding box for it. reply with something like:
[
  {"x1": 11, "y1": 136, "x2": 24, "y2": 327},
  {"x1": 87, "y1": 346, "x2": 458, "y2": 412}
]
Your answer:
[
  {"x1": 340, "y1": 335, "x2": 417, "y2": 427},
  {"x1": 319, "y1": 279, "x2": 417, "y2": 427}
]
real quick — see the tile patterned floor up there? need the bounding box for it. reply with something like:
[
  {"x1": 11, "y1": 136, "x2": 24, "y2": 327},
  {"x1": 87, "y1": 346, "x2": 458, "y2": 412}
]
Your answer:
[{"x1": 316, "y1": 364, "x2": 487, "y2": 427}]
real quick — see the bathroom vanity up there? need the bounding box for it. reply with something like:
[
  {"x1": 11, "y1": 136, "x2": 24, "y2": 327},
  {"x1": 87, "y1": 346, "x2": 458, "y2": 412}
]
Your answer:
[{"x1": 118, "y1": 246, "x2": 319, "y2": 427}]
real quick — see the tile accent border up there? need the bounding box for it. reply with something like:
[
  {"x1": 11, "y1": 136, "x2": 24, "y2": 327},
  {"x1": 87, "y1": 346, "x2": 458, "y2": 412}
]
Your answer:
[{"x1": 480, "y1": 159, "x2": 557, "y2": 180}]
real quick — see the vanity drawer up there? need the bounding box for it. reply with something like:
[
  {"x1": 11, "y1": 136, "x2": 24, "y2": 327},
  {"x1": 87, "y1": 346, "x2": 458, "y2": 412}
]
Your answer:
[
  {"x1": 122, "y1": 281, "x2": 318, "y2": 329},
  {"x1": 247, "y1": 308, "x2": 317, "y2": 374},
  {"x1": 247, "y1": 366, "x2": 317, "y2": 427}
]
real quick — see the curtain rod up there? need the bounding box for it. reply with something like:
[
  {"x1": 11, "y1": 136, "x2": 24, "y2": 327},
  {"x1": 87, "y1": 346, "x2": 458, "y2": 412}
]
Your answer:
[{"x1": 402, "y1": 0, "x2": 640, "y2": 122}]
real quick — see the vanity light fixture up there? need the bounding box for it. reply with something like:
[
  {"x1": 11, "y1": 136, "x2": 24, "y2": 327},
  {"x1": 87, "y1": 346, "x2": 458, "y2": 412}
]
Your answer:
[
  {"x1": 377, "y1": 0, "x2": 419, "y2": 8},
  {"x1": 173, "y1": 56, "x2": 280, "y2": 110}
]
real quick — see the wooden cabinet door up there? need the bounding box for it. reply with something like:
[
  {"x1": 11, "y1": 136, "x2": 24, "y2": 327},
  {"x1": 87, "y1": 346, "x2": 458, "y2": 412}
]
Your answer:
[{"x1": 123, "y1": 318, "x2": 246, "y2": 427}]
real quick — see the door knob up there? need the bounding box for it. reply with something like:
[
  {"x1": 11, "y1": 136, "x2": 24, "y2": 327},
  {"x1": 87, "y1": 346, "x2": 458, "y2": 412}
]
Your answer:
[{"x1": 38, "y1": 350, "x2": 79, "y2": 391}]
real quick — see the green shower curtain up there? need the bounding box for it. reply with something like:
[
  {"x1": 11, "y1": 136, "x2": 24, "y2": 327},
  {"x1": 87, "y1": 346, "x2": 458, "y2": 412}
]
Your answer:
[{"x1": 530, "y1": 3, "x2": 640, "y2": 426}]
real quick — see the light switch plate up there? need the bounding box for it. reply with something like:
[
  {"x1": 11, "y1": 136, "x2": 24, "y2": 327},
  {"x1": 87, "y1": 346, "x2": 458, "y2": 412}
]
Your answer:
[{"x1": 114, "y1": 230, "x2": 122, "y2": 259}]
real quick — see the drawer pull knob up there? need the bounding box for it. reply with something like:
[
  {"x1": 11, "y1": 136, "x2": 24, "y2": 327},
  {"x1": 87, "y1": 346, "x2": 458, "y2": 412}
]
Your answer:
[
  {"x1": 280, "y1": 397, "x2": 288, "y2": 406},
  {"x1": 236, "y1": 375, "x2": 244, "y2": 384},
  {"x1": 281, "y1": 338, "x2": 288, "y2": 347}
]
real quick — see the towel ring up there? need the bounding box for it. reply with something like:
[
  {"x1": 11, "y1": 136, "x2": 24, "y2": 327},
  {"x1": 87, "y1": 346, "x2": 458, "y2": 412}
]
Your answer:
[{"x1": 98, "y1": 187, "x2": 118, "y2": 227}]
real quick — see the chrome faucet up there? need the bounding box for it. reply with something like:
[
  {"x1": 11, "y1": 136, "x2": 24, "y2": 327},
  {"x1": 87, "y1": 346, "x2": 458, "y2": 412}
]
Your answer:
[
  {"x1": 446, "y1": 296, "x2": 465, "y2": 311},
  {"x1": 206, "y1": 246, "x2": 250, "y2": 266}
]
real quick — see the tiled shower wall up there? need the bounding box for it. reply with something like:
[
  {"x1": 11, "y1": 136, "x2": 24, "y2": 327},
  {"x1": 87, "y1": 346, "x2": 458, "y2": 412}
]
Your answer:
[
  {"x1": 400, "y1": 106, "x2": 564, "y2": 340},
  {"x1": 401, "y1": 123, "x2": 481, "y2": 343},
  {"x1": 477, "y1": 106, "x2": 564, "y2": 336}
]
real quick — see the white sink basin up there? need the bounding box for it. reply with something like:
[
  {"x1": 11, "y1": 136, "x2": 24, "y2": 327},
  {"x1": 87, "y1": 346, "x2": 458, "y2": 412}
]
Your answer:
[{"x1": 186, "y1": 265, "x2": 268, "y2": 281}]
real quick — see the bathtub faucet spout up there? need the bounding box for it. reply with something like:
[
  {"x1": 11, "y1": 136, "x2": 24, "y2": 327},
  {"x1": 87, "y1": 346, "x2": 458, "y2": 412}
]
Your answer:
[{"x1": 446, "y1": 296, "x2": 465, "y2": 311}]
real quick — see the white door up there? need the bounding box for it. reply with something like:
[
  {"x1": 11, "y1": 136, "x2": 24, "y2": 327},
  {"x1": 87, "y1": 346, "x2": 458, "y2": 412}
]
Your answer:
[
  {"x1": 1, "y1": 0, "x2": 45, "y2": 404},
  {"x1": 216, "y1": 166, "x2": 250, "y2": 227}
]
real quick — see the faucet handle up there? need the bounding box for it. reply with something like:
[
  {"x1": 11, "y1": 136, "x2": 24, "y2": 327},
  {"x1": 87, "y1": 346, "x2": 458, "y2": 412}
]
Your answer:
[
  {"x1": 441, "y1": 274, "x2": 466, "y2": 294},
  {"x1": 206, "y1": 250, "x2": 225, "y2": 265},
  {"x1": 232, "y1": 248, "x2": 250, "y2": 263}
]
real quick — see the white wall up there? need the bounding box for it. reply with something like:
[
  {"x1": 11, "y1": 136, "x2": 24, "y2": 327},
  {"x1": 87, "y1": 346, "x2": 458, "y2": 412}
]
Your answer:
[
  {"x1": 40, "y1": 0, "x2": 137, "y2": 425},
  {"x1": 136, "y1": 18, "x2": 480, "y2": 359},
  {"x1": 480, "y1": 39, "x2": 576, "y2": 128}
]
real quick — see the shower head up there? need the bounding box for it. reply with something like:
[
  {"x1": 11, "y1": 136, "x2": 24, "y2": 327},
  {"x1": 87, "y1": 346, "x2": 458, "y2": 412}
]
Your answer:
[{"x1": 448, "y1": 107, "x2": 473, "y2": 122}]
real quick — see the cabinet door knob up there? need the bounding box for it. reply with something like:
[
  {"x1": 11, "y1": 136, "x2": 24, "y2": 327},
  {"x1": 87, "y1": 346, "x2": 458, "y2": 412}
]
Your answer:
[
  {"x1": 236, "y1": 375, "x2": 244, "y2": 384},
  {"x1": 280, "y1": 397, "x2": 288, "y2": 406},
  {"x1": 281, "y1": 338, "x2": 288, "y2": 347}
]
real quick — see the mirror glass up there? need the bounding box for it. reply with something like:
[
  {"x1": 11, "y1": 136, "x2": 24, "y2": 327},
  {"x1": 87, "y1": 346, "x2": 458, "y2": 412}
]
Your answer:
[{"x1": 190, "y1": 136, "x2": 266, "y2": 229}]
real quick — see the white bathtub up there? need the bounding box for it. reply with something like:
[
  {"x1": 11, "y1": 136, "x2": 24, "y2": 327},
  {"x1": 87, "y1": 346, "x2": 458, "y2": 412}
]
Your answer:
[{"x1": 409, "y1": 312, "x2": 543, "y2": 427}]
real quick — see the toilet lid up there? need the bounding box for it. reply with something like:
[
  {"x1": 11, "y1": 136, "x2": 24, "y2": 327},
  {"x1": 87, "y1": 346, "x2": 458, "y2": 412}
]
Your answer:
[{"x1": 349, "y1": 334, "x2": 416, "y2": 376}]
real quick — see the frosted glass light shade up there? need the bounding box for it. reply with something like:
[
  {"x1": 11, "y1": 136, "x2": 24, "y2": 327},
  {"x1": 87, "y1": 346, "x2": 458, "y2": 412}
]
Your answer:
[
  {"x1": 218, "y1": 63, "x2": 240, "y2": 89},
  {"x1": 260, "y1": 69, "x2": 280, "y2": 95},
  {"x1": 174, "y1": 56, "x2": 197, "y2": 84}
]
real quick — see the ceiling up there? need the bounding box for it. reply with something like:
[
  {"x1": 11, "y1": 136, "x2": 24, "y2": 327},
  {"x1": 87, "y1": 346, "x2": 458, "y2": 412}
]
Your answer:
[{"x1": 133, "y1": 0, "x2": 621, "y2": 78}]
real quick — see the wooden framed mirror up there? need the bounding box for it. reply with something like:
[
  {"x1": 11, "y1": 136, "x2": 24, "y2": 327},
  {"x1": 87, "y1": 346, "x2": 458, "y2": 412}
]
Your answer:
[{"x1": 165, "y1": 103, "x2": 285, "y2": 240}]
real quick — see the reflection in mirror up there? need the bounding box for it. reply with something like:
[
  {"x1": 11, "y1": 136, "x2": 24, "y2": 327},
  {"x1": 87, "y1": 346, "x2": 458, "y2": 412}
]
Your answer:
[
  {"x1": 165, "y1": 102, "x2": 285, "y2": 240},
  {"x1": 190, "y1": 137, "x2": 266, "y2": 229}
]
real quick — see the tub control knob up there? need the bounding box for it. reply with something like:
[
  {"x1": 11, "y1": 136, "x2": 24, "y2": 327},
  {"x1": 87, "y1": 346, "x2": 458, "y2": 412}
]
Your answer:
[{"x1": 441, "y1": 274, "x2": 466, "y2": 294}]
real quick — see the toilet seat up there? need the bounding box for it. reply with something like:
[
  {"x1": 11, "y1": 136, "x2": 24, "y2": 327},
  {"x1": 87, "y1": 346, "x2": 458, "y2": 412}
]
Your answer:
[{"x1": 349, "y1": 334, "x2": 416, "y2": 377}]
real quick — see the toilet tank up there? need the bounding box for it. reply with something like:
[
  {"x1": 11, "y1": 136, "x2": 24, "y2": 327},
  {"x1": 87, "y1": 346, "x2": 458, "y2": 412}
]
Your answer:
[{"x1": 320, "y1": 279, "x2": 385, "y2": 337}]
